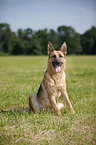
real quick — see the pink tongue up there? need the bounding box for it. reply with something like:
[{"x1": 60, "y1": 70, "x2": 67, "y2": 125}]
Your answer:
[{"x1": 55, "y1": 66, "x2": 61, "y2": 72}]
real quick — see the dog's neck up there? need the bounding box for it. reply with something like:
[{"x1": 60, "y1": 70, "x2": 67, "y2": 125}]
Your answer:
[{"x1": 48, "y1": 68, "x2": 63, "y2": 77}]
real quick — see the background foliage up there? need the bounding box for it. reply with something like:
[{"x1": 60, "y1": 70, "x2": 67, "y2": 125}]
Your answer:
[{"x1": 0, "y1": 23, "x2": 96, "y2": 55}]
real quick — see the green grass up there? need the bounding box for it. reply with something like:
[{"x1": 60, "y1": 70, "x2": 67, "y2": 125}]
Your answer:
[{"x1": 0, "y1": 56, "x2": 96, "y2": 145}]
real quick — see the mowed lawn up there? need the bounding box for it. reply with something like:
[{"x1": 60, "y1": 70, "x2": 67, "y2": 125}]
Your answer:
[{"x1": 0, "y1": 56, "x2": 96, "y2": 145}]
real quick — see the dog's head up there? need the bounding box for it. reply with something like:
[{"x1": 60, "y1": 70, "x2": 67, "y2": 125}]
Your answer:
[{"x1": 47, "y1": 41, "x2": 67, "y2": 74}]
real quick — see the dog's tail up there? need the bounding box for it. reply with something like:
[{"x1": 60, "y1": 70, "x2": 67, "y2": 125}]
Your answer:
[{"x1": 1, "y1": 108, "x2": 30, "y2": 113}]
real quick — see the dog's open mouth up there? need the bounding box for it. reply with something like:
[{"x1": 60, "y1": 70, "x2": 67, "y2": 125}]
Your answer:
[
  {"x1": 52, "y1": 60, "x2": 63, "y2": 73},
  {"x1": 55, "y1": 66, "x2": 61, "y2": 72}
]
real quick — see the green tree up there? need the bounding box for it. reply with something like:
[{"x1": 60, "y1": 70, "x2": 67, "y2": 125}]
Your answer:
[
  {"x1": 48, "y1": 29, "x2": 59, "y2": 49},
  {"x1": 36, "y1": 29, "x2": 49, "y2": 55},
  {"x1": 57, "y1": 26, "x2": 82, "y2": 54},
  {"x1": 81, "y1": 26, "x2": 96, "y2": 54},
  {"x1": 31, "y1": 34, "x2": 42, "y2": 55},
  {"x1": 13, "y1": 28, "x2": 33, "y2": 55},
  {"x1": 0, "y1": 22, "x2": 96, "y2": 55},
  {"x1": 0, "y1": 23, "x2": 14, "y2": 54}
]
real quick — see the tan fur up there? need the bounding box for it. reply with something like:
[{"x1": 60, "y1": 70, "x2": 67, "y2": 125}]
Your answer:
[{"x1": 29, "y1": 41, "x2": 75, "y2": 116}]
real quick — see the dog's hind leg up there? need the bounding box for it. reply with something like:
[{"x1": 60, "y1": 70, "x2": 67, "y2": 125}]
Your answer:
[
  {"x1": 29, "y1": 93, "x2": 40, "y2": 113},
  {"x1": 57, "y1": 103, "x2": 64, "y2": 110}
]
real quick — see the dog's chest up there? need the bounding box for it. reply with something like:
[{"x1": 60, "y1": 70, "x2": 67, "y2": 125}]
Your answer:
[
  {"x1": 44, "y1": 70, "x2": 66, "y2": 96},
  {"x1": 52, "y1": 72, "x2": 66, "y2": 87}
]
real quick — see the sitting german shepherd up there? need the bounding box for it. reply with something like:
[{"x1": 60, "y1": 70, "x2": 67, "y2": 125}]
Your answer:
[
  {"x1": 2, "y1": 41, "x2": 75, "y2": 116},
  {"x1": 29, "y1": 41, "x2": 75, "y2": 116}
]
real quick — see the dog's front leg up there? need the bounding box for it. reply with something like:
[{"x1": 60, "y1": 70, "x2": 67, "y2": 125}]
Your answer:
[
  {"x1": 61, "y1": 91, "x2": 75, "y2": 114},
  {"x1": 48, "y1": 94, "x2": 61, "y2": 116}
]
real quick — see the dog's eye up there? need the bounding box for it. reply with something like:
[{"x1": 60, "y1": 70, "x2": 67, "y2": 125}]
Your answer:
[
  {"x1": 52, "y1": 55, "x2": 56, "y2": 58},
  {"x1": 59, "y1": 54, "x2": 63, "y2": 58}
]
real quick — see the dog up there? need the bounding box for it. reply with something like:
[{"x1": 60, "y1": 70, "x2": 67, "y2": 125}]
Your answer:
[
  {"x1": 29, "y1": 41, "x2": 75, "y2": 116},
  {"x1": 1, "y1": 41, "x2": 75, "y2": 116}
]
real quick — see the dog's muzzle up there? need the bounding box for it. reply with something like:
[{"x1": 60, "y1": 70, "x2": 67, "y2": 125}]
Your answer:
[{"x1": 52, "y1": 60, "x2": 63, "y2": 73}]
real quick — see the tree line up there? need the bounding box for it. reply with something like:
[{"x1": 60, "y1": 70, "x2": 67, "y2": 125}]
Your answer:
[{"x1": 0, "y1": 23, "x2": 96, "y2": 55}]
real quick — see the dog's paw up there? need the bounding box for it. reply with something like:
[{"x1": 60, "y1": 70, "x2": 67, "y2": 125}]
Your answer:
[
  {"x1": 71, "y1": 110, "x2": 75, "y2": 114},
  {"x1": 57, "y1": 110, "x2": 61, "y2": 117}
]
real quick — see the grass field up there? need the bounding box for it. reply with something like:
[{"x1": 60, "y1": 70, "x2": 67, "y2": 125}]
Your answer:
[{"x1": 0, "y1": 56, "x2": 96, "y2": 145}]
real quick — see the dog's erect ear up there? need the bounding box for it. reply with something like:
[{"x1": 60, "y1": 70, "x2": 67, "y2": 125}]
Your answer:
[
  {"x1": 47, "y1": 41, "x2": 55, "y2": 55},
  {"x1": 60, "y1": 42, "x2": 67, "y2": 55}
]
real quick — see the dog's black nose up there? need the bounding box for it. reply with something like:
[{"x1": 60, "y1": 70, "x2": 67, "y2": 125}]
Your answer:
[{"x1": 55, "y1": 60, "x2": 61, "y2": 65}]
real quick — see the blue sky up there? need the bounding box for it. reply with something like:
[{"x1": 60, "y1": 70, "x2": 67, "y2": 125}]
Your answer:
[{"x1": 0, "y1": 0, "x2": 96, "y2": 34}]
